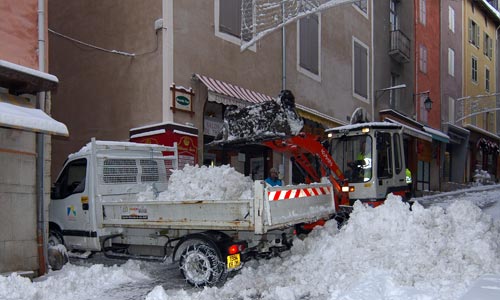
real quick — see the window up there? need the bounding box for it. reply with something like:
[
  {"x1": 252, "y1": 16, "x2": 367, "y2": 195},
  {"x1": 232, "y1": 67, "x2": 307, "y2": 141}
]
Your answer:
[
  {"x1": 417, "y1": 160, "x2": 430, "y2": 191},
  {"x1": 389, "y1": 73, "x2": 400, "y2": 108},
  {"x1": 353, "y1": 39, "x2": 368, "y2": 99},
  {"x1": 448, "y1": 48, "x2": 455, "y2": 77},
  {"x1": 419, "y1": 44, "x2": 427, "y2": 73},
  {"x1": 393, "y1": 133, "x2": 402, "y2": 174},
  {"x1": 472, "y1": 56, "x2": 478, "y2": 83},
  {"x1": 449, "y1": 6, "x2": 455, "y2": 32},
  {"x1": 390, "y1": 0, "x2": 398, "y2": 31},
  {"x1": 353, "y1": 0, "x2": 367, "y2": 14},
  {"x1": 298, "y1": 14, "x2": 320, "y2": 77},
  {"x1": 377, "y1": 132, "x2": 393, "y2": 178},
  {"x1": 485, "y1": 67, "x2": 490, "y2": 92},
  {"x1": 469, "y1": 19, "x2": 480, "y2": 47},
  {"x1": 219, "y1": 0, "x2": 243, "y2": 38},
  {"x1": 419, "y1": 95, "x2": 428, "y2": 124},
  {"x1": 484, "y1": 33, "x2": 493, "y2": 59},
  {"x1": 216, "y1": 0, "x2": 253, "y2": 46},
  {"x1": 52, "y1": 158, "x2": 87, "y2": 199},
  {"x1": 419, "y1": 0, "x2": 426, "y2": 25},
  {"x1": 448, "y1": 97, "x2": 455, "y2": 123}
]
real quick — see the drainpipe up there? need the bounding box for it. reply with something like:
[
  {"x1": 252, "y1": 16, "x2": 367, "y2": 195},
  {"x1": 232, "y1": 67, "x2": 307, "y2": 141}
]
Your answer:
[
  {"x1": 36, "y1": 0, "x2": 48, "y2": 275},
  {"x1": 282, "y1": 2, "x2": 287, "y2": 181}
]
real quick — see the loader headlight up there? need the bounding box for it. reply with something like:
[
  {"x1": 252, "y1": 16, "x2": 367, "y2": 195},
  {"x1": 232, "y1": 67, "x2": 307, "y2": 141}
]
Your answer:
[{"x1": 342, "y1": 186, "x2": 354, "y2": 193}]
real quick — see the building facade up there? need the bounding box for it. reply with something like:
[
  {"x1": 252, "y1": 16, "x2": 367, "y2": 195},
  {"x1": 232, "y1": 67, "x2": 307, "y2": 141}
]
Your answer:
[
  {"x1": 461, "y1": 0, "x2": 500, "y2": 182},
  {"x1": 49, "y1": 0, "x2": 372, "y2": 184},
  {"x1": 0, "y1": 0, "x2": 67, "y2": 275}
]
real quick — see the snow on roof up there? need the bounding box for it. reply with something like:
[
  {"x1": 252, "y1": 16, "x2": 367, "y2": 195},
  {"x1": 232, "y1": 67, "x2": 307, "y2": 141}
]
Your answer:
[
  {"x1": 0, "y1": 59, "x2": 58, "y2": 83},
  {"x1": 68, "y1": 140, "x2": 168, "y2": 159},
  {"x1": 326, "y1": 122, "x2": 401, "y2": 132},
  {"x1": 0, "y1": 101, "x2": 68, "y2": 136}
]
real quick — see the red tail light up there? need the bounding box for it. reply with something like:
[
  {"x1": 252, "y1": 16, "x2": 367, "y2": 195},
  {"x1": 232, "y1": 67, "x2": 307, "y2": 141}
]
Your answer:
[{"x1": 228, "y1": 245, "x2": 239, "y2": 255}]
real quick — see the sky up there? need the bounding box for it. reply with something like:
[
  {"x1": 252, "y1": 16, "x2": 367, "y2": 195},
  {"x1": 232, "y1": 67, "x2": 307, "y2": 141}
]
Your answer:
[{"x1": 1, "y1": 165, "x2": 500, "y2": 300}]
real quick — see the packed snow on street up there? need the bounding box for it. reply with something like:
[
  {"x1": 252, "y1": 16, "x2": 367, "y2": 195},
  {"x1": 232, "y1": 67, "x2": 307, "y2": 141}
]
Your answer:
[{"x1": 1, "y1": 165, "x2": 500, "y2": 300}]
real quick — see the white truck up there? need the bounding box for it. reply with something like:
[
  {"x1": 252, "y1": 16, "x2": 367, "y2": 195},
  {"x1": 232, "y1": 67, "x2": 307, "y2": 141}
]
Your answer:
[{"x1": 49, "y1": 139, "x2": 336, "y2": 286}]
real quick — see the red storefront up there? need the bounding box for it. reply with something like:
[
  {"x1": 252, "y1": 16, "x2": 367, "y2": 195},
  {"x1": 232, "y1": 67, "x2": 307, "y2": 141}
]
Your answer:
[{"x1": 129, "y1": 122, "x2": 198, "y2": 167}]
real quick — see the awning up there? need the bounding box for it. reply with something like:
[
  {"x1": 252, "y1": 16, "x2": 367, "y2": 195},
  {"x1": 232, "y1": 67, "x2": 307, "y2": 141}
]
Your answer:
[
  {"x1": 296, "y1": 104, "x2": 347, "y2": 128},
  {"x1": 423, "y1": 126, "x2": 450, "y2": 143},
  {"x1": 0, "y1": 101, "x2": 69, "y2": 136},
  {"x1": 193, "y1": 73, "x2": 273, "y2": 108},
  {"x1": 384, "y1": 117, "x2": 432, "y2": 142},
  {"x1": 194, "y1": 73, "x2": 345, "y2": 129},
  {"x1": 0, "y1": 60, "x2": 58, "y2": 95}
]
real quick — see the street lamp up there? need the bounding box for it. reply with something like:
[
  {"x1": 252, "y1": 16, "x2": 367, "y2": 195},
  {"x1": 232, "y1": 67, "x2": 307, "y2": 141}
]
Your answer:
[
  {"x1": 414, "y1": 90, "x2": 432, "y2": 122},
  {"x1": 372, "y1": 83, "x2": 407, "y2": 121},
  {"x1": 424, "y1": 96, "x2": 433, "y2": 111}
]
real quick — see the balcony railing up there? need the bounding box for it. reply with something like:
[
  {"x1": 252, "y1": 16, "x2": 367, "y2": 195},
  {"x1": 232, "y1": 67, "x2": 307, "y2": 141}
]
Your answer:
[{"x1": 389, "y1": 30, "x2": 410, "y2": 63}]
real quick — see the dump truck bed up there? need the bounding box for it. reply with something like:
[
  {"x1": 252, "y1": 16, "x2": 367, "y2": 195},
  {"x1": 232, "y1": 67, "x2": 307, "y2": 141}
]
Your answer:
[{"x1": 97, "y1": 181, "x2": 336, "y2": 234}]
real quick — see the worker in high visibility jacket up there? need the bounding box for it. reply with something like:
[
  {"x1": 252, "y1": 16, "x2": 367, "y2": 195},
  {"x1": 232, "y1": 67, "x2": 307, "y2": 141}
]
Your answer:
[
  {"x1": 406, "y1": 168, "x2": 412, "y2": 184},
  {"x1": 406, "y1": 168, "x2": 412, "y2": 198}
]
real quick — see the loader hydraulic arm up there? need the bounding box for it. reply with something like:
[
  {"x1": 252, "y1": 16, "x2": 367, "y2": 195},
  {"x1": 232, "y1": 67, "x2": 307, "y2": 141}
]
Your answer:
[{"x1": 264, "y1": 133, "x2": 350, "y2": 207}]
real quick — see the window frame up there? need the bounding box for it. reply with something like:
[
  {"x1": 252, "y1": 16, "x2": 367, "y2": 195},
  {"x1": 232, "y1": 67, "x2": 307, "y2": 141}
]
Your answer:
[
  {"x1": 297, "y1": 13, "x2": 321, "y2": 81},
  {"x1": 472, "y1": 56, "x2": 478, "y2": 84},
  {"x1": 419, "y1": 44, "x2": 428, "y2": 74},
  {"x1": 352, "y1": 37, "x2": 369, "y2": 102},
  {"x1": 448, "y1": 48, "x2": 455, "y2": 77},
  {"x1": 469, "y1": 19, "x2": 480, "y2": 48},
  {"x1": 449, "y1": 6, "x2": 455, "y2": 33},
  {"x1": 419, "y1": 0, "x2": 427, "y2": 25},
  {"x1": 214, "y1": 0, "x2": 256, "y2": 51},
  {"x1": 353, "y1": 0, "x2": 368, "y2": 18},
  {"x1": 485, "y1": 66, "x2": 490, "y2": 92}
]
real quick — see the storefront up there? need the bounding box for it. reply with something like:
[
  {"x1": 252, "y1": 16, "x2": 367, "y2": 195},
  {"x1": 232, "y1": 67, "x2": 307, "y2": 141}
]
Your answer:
[{"x1": 464, "y1": 124, "x2": 500, "y2": 183}]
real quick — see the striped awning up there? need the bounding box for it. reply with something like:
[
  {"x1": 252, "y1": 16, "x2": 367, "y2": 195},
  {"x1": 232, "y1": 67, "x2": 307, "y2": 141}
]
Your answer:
[{"x1": 194, "y1": 73, "x2": 273, "y2": 108}]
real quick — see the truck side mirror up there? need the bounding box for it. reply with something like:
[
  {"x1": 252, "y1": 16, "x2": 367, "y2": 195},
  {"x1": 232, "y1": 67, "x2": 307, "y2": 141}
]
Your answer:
[{"x1": 51, "y1": 184, "x2": 61, "y2": 199}]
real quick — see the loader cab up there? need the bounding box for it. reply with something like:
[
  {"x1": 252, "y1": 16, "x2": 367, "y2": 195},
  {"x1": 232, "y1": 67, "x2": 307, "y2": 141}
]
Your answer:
[{"x1": 327, "y1": 122, "x2": 408, "y2": 206}]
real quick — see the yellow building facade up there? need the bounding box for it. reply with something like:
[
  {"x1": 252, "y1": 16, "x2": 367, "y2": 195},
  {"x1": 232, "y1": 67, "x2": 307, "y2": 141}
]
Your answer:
[{"x1": 463, "y1": 0, "x2": 498, "y2": 131}]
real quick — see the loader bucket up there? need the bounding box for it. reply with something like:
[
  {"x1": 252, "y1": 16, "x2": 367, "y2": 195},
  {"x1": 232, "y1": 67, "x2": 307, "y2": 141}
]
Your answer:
[{"x1": 213, "y1": 90, "x2": 304, "y2": 145}]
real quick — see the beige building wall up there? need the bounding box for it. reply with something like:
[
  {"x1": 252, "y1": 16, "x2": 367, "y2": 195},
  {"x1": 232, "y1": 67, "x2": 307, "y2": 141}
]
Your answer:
[
  {"x1": 49, "y1": 0, "x2": 164, "y2": 176},
  {"x1": 49, "y1": 1, "x2": 372, "y2": 183},
  {"x1": 171, "y1": 0, "x2": 371, "y2": 125},
  {"x1": 0, "y1": 1, "x2": 51, "y2": 274}
]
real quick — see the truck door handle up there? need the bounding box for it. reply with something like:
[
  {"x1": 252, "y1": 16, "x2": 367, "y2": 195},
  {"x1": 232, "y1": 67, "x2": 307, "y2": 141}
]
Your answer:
[{"x1": 81, "y1": 196, "x2": 89, "y2": 210}]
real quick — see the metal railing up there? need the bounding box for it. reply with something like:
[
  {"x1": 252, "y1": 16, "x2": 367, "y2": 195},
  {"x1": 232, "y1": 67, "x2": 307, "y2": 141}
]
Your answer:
[{"x1": 389, "y1": 30, "x2": 410, "y2": 63}]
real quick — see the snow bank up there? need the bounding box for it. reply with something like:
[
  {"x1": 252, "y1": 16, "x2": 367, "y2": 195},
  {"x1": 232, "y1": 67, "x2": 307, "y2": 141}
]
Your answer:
[
  {"x1": 157, "y1": 164, "x2": 254, "y2": 201},
  {"x1": 0, "y1": 261, "x2": 150, "y2": 300},
  {"x1": 156, "y1": 194, "x2": 500, "y2": 300}
]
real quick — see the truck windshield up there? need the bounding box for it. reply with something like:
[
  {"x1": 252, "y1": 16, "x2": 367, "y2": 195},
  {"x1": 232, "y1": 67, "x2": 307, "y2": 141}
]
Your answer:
[{"x1": 330, "y1": 135, "x2": 372, "y2": 183}]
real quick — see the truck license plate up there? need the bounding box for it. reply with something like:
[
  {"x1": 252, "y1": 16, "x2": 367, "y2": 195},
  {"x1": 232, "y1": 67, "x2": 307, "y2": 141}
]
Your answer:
[{"x1": 227, "y1": 253, "x2": 240, "y2": 269}]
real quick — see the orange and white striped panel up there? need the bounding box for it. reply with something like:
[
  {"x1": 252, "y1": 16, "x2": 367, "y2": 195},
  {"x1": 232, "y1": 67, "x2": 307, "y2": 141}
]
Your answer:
[{"x1": 267, "y1": 186, "x2": 332, "y2": 201}]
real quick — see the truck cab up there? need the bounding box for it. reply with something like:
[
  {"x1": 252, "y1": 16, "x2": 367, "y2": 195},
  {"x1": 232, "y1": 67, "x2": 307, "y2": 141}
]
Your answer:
[{"x1": 49, "y1": 139, "x2": 174, "y2": 251}]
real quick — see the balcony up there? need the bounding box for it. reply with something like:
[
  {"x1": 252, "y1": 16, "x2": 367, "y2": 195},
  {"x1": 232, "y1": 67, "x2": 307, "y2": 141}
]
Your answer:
[{"x1": 389, "y1": 30, "x2": 410, "y2": 63}]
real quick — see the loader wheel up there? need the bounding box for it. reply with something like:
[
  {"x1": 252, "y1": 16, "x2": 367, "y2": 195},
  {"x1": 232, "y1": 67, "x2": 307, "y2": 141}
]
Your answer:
[{"x1": 179, "y1": 244, "x2": 226, "y2": 287}]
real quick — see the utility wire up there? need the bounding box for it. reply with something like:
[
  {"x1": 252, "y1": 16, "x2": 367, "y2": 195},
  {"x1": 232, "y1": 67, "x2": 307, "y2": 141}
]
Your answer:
[{"x1": 48, "y1": 28, "x2": 159, "y2": 57}]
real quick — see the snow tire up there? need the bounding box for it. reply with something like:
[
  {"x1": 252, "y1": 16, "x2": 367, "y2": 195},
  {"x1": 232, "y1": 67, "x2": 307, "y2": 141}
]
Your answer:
[{"x1": 179, "y1": 244, "x2": 226, "y2": 287}]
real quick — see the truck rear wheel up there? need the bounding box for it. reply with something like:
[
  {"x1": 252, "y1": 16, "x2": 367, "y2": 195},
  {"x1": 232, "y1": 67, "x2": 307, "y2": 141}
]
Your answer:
[{"x1": 179, "y1": 244, "x2": 226, "y2": 287}]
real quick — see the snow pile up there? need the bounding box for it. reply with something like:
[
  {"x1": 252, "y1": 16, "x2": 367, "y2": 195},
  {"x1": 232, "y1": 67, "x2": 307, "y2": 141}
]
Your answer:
[
  {"x1": 158, "y1": 164, "x2": 254, "y2": 201},
  {"x1": 0, "y1": 261, "x2": 150, "y2": 300},
  {"x1": 155, "y1": 195, "x2": 500, "y2": 300}
]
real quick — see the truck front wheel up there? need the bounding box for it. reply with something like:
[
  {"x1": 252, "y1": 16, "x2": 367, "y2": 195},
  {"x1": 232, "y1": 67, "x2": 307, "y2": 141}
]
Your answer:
[{"x1": 179, "y1": 244, "x2": 226, "y2": 287}]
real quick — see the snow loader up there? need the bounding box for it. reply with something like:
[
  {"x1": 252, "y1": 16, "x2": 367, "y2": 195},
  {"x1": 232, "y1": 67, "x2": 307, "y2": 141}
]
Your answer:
[{"x1": 212, "y1": 90, "x2": 410, "y2": 211}]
